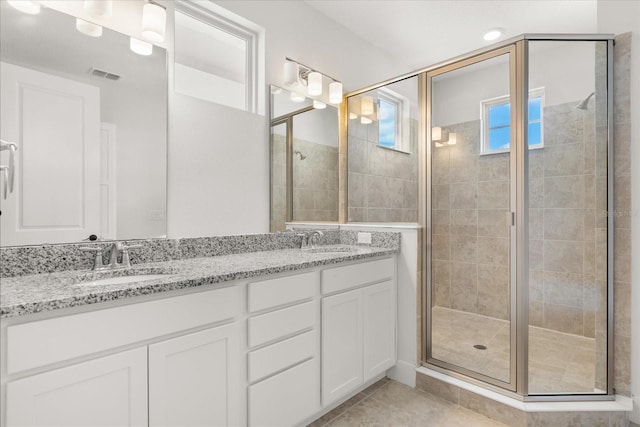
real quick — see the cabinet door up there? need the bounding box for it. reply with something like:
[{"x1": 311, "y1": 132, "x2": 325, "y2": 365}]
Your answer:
[
  {"x1": 363, "y1": 280, "x2": 396, "y2": 381},
  {"x1": 6, "y1": 347, "x2": 147, "y2": 427},
  {"x1": 321, "y1": 289, "x2": 363, "y2": 406},
  {"x1": 148, "y1": 323, "x2": 241, "y2": 427}
]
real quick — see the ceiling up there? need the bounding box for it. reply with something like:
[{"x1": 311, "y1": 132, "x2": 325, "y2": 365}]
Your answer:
[{"x1": 304, "y1": 0, "x2": 598, "y2": 71}]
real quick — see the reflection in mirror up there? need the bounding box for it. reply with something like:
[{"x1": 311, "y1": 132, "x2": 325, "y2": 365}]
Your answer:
[
  {"x1": 270, "y1": 86, "x2": 338, "y2": 232},
  {"x1": 0, "y1": 3, "x2": 167, "y2": 246},
  {"x1": 347, "y1": 76, "x2": 418, "y2": 222}
]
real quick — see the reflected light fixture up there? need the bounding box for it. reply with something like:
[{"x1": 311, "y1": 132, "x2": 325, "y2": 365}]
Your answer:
[
  {"x1": 313, "y1": 100, "x2": 326, "y2": 109},
  {"x1": 7, "y1": 0, "x2": 40, "y2": 14},
  {"x1": 447, "y1": 133, "x2": 457, "y2": 145},
  {"x1": 361, "y1": 117, "x2": 372, "y2": 125},
  {"x1": 130, "y1": 37, "x2": 153, "y2": 55},
  {"x1": 329, "y1": 81, "x2": 343, "y2": 104},
  {"x1": 361, "y1": 96, "x2": 374, "y2": 116},
  {"x1": 432, "y1": 126, "x2": 442, "y2": 141},
  {"x1": 483, "y1": 28, "x2": 504, "y2": 41},
  {"x1": 290, "y1": 91, "x2": 305, "y2": 103},
  {"x1": 349, "y1": 113, "x2": 358, "y2": 120},
  {"x1": 84, "y1": 0, "x2": 112, "y2": 18},
  {"x1": 432, "y1": 126, "x2": 456, "y2": 147},
  {"x1": 141, "y1": 1, "x2": 167, "y2": 43},
  {"x1": 76, "y1": 18, "x2": 103, "y2": 37},
  {"x1": 307, "y1": 72, "x2": 322, "y2": 96}
]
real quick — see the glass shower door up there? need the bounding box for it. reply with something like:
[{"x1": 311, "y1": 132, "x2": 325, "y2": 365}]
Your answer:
[{"x1": 427, "y1": 47, "x2": 516, "y2": 389}]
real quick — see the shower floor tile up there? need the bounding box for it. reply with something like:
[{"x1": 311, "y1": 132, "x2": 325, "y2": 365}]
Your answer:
[{"x1": 431, "y1": 307, "x2": 598, "y2": 394}]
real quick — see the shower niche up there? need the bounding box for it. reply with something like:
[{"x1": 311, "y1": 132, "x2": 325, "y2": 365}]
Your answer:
[{"x1": 425, "y1": 37, "x2": 612, "y2": 398}]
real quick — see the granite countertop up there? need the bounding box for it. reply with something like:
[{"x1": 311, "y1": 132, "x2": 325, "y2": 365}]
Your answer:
[{"x1": 1, "y1": 245, "x2": 396, "y2": 319}]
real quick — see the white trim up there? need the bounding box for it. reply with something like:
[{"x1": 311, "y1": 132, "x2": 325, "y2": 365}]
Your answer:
[
  {"x1": 417, "y1": 367, "x2": 633, "y2": 413},
  {"x1": 387, "y1": 360, "x2": 417, "y2": 387}
]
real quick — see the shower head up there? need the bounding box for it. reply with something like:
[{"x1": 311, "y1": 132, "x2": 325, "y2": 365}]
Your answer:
[
  {"x1": 294, "y1": 150, "x2": 307, "y2": 160},
  {"x1": 576, "y1": 92, "x2": 595, "y2": 110}
]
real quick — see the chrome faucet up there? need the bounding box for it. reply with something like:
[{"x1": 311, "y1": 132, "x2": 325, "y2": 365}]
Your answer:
[
  {"x1": 296, "y1": 229, "x2": 324, "y2": 249},
  {"x1": 81, "y1": 241, "x2": 141, "y2": 271}
]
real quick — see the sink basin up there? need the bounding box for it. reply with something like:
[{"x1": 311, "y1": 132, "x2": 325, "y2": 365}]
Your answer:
[
  {"x1": 74, "y1": 273, "x2": 175, "y2": 287},
  {"x1": 303, "y1": 245, "x2": 359, "y2": 254}
]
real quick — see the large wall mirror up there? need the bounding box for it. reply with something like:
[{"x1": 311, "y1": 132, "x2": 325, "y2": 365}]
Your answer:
[
  {"x1": 270, "y1": 86, "x2": 339, "y2": 232},
  {"x1": 0, "y1": 2, "x2": 167, "y2": 246}
]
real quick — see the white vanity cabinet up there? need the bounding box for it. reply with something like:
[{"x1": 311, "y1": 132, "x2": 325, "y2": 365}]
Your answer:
[
  {"x1": 246, "y1": 271, "x2": 320, "y2": 427},
  {"x1": 2, "y1": 286, "x2": 241, "y2": 427},
  {"x1": 320, "y1": 257, "x2": 396, "y2": 406}
]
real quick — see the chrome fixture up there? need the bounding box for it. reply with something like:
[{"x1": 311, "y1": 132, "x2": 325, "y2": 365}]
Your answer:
[
  {"x1": 81, "y1": 242, "x2": 142, "y2": 271},
  {"x1": 283, "y1": 58, "x2": 343, "y2": 104},
  {"x1": 296, "y1": 229, "x2": 324, "y2": 249},
  {"x1": 576, "y1": 92, "x2": 595, "y2": 110}
]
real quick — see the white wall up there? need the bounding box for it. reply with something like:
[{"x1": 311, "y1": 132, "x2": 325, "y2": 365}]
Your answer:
[
  {"x1": 167, "y1": 0, "x2": 408, "y2": 237},
  {"x1": 597, "y1": 1, "x2": 640, "y2": 422}
]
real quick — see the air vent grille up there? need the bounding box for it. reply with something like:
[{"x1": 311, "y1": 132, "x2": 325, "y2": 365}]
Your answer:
[{"x1": 89, "y1": 68, "x2": 120, "y2": 81}]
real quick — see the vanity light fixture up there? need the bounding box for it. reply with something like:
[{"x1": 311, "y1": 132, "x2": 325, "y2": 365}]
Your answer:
[
  {"x1": 313, "y1": 100, "x2": 326, "y2": 109},
  {"x1": 7, "y1": 0, "x2": 40, "y2": 14},
  {"x1": 361, "y1": 96, "x2": 374, "y2": 116},
  {"x1": 290, "y1": 91, "x2": 306, "y2": 103},
  {"x1": 329, "y1": 81, "x2": 343, "y2": 104},
  {"x1": 361, "y1": 117, "x2": 372, "y2": 125},
  {"x1": 84, "y1": 0, "x2": 112, "y2": 18},
  {"x1": 307, "y1": 72, "x2": 322, "y2": 96},
  {"x1": 283, "y1": 58, "x2": 342, "y2": 104},
  {"x1": 432, "y1": 126, "x2": 457, "y2": 147},
  {"x1": 483, "y1": 28, "x2": 504, "y2": 41},
  {"x1": 76, "y1": 18, "x2": 103, "y2": 37},
  {"x1": 141, "y1": 0, "x2": 167, "y2": 43},
  {"x1": 349, "y1": 113, "x2": 358, "y2": 120},
  {"x1": 130, "y1": 37, "x2": 153, "y2": 55}
]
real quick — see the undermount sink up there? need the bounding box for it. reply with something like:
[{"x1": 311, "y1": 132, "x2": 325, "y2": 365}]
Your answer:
[
  {"x1": 74, "y1": 274, "x2": 174, "y2": 287},
  {"x1": 303, "y1": 245, "x2": 359, "y2": 254}
]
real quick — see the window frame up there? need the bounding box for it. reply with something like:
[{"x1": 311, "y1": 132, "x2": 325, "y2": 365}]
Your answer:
[
  {"x1": 480, "y1": 87, "x2": 545, "y2": 155},
  {"x1": 174, "y1": 0, "x2": 265, "y2": 115},
  {"x1": 376, "y1": 88, "x2": 411, "y2": 153}
]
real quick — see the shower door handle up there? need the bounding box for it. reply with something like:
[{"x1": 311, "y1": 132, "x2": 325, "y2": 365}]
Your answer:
[{"x1": 507, "y1": 211, "x2": 515, "y2": 227}]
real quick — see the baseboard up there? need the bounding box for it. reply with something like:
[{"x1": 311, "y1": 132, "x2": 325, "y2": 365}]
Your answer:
[
  {"x1": 386, "y1": 360, "x2": 417, "y2": 387},
  {"x1": 630, "y1": 395, "x2": 640, "y2": 424}
]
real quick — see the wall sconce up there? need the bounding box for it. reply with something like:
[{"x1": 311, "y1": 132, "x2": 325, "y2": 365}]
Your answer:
[
  {"x1": 7, "y1": 0, "x2": 40, "y2": 14},
  {"x1": 141, "y1": 0, "x2": 167, "y2": 43},
  {"x1": 283, "y1": 58, "x2": 343, "y2": 104},
  {"x1": 432, "y1": 126, "x2": 457, "y2": 147}
]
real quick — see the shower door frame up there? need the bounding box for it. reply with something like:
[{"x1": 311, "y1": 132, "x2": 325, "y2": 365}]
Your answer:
[
  {"x1": 423, "y1": 44, "x2": 519, "y2": 393},
  {"x1": 421, "y1": 35, "x2": 616, "y2": 401}
]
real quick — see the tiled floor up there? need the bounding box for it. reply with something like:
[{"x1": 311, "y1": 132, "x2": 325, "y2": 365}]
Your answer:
[
  {"x1": 431, "y1": 307, "x2": 599, "y2": 393},
  {"x1": 307, "y1": 378, "x2": 508, "y2": 426}
]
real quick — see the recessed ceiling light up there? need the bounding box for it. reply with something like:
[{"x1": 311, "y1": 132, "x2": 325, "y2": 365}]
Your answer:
[{"x1": 483, "y1": 28, "x2": 504, "y2": 41}]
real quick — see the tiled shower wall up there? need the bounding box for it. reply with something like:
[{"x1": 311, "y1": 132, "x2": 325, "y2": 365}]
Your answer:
[
  {"x1": 270, "y1": 135, "x2": 338, "y2": 231},
  {"x1": 431, "y1": 100, "x2": 607, "y2": 338},
  {"x1": 347, "y1": 118, "x2": 419, "y2": 222}
]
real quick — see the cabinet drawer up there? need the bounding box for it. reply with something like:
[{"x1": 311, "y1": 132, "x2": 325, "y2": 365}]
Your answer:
[
  {"x1": 248, "y1": 271, "x2": 316, "y2": 313},
  {"x1": 321, "y1": 257, "x2": 394, "y2": 295},
  {"x1": 248, "y1": 301, "x2": 315, "y2": 348},
  {"x1": 248, "y1": 330, "x2": 315, "y2": 383},
  {"x1": 249, "y1": 358, "x2": 318, "y2": 427},
  {"x1": 7, "y1": 286, "x2": 240, "y2": 374}
]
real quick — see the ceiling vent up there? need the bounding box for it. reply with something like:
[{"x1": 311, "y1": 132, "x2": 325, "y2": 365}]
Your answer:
[{"x1": 89, "y1": 67, "x2": 120, "y2": 81}]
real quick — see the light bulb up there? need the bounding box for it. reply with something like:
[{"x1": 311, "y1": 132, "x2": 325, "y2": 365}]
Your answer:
[
  {"x1": 7, "y1": 0, "x2": 40, "y2": 14},
  {"x1": 84, "y1": 0, "x2": 112, "y2": 18},
  {"x1": 130, "y1": 37, "x2": 153, "y2": 56},
  {"x1": 307, "y1": 71, "x2": 322, "y2": 96},
  {"x1": 313, "y1": 100, "x2": 326, "y2": 109},
  {"x1": 142, "y1": 2, "x2": 167, "y2": 43},
  {"x1": 76, "y1": 18, "x2": 103, "y2": 37},
  {"x1": 329, "y1": 81, "x2": 343, "y2": 104}
]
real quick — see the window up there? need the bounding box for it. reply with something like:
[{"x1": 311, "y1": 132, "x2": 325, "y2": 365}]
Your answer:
[
  {"x1": 481, "y1": 88, "x2": 544, "y2": 154},
  {"x1": 174, "y1": 1, "x2": 265, "y2": 114},
  {"x1": 377, "y1": 88, "x2": 410, "y2": 152}
]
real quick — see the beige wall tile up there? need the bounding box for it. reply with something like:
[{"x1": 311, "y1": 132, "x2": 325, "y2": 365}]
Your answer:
[
  {"x1": 543, "y1": 271, "x2": 584, "y2": 309},
  {"x1": 450, "y1": 209, "x2": 478, "y2": 235},
  {"x1": 450, "y1": 234, "x2": 477, "y2": 262},
  {"x1": 543, "y1": 143, "x2": 584, "y2": 177},
  {"x1": 544, "y1": 176, "x2": 585, "y2": 209},
  {"x1": 543, "y1": 240, "x2": 583, "y2": 274},
  {"x1": 478, "y1": 180, "x2": 510, "y2": 209},
  {"x1": 479, "y1": 209, "x2": 510, "y2": 238},
  {"x1": 543, "y1": 303, "x2": 583, "y2": 335},
  {"x1": 477, "y1": 237, "x2": 510, "y2": 266},
  {"x1": 450, "y1": 182, "x2": 478, "y2": 209},
  {"x1": 543, "y1": 209, "x2": 584, "y2": 241}
]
